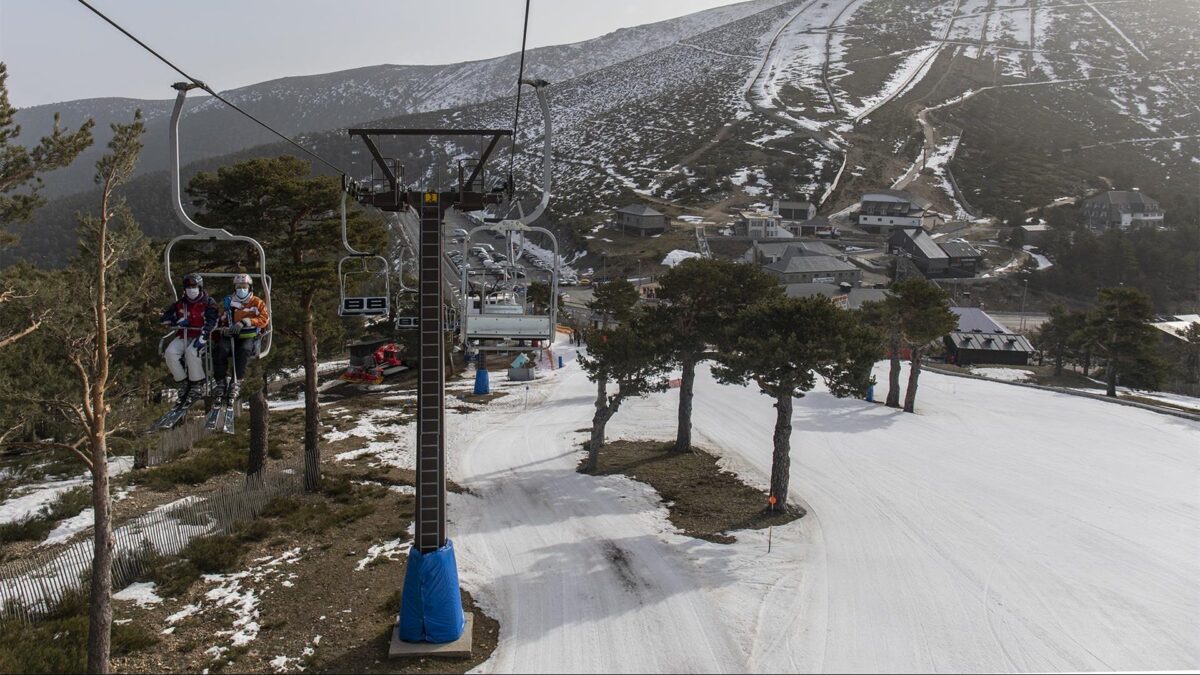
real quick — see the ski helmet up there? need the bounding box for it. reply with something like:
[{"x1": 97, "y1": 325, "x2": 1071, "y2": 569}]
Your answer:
[
  {"x1": 182, "y1": 272, "x2": 204, "y2": 289},
  {"x1": 232, "y1": 273, "x2": 253, "y2": 287}
]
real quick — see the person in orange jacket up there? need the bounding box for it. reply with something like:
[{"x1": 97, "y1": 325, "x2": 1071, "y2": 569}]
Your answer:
[{"x1": 210, "y1": 273, "x2": 269, "y2": 404}]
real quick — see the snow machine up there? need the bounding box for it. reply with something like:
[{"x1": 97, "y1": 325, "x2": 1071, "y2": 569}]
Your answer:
[{"x1": 340, "y1": 338, "x2": 407, "y2": 384}]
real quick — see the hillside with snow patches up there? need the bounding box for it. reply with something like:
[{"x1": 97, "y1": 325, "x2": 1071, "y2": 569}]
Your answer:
[
  {"x1": 12, "y1": 0, "x2": 788, "y2": 200},
  {"x1": 9, "y1": 0, "x2": 1197, "y2": 265}
]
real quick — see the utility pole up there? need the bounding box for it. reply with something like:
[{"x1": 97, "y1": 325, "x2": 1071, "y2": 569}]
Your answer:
[{"x1": 1019, "y1": 277, "x2": 1029, "y2": 333}]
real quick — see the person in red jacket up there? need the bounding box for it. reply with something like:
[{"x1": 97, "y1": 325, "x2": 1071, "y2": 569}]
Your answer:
[
  {"x1": 159, "y1": 272, "x2": 218, "y2": 408},
  {"x1": 210, "y1": 273, "x2": 270, "y2": 404}
]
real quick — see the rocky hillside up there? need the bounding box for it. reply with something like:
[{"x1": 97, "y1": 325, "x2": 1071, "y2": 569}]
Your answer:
[{"x1": 6, "y1": 0, "x2": 1197, "y2": 268}]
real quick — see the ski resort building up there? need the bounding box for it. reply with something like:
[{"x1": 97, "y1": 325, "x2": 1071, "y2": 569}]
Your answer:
[
  {"x1": 1079, "y1": 191, "x2": 1165, "y2": 230},
  {"x1": 944, "y1": 307, "x2": 1035, "y2": 366},
  {"x1": 784, "y1": 282, "x2": 887, "y2": 310},
  {"x1": 743, "y1": 240, "x2": 841, "y2": 264},
  {"x1": 614, "y1": 204, "x2": 668, "y2": 237},
  {"x1": 771, "y1": 198, "x2": 834, "y2": 236},
  {"x1": 888, "y1": 230, "x2": 983, "y2": 278},
  {"x1": 763, "y1": 248, "x2": 861, "y2": 285},
  {"x1": 1020, "y1": 223, "x2": 1051, "y2": 245},
  {"x1": 735, "y1": 209, "x2": 787, "y2": 238},
  {"x1": 857, "y1": 190, "x2": 943, "y2": 234}
]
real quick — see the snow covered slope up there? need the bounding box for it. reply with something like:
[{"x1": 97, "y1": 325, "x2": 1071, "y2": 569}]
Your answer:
[
  {"x1": 12, "y1": 0, "x2": 788, "y2": 200},
  {"x1": 448, "y1": 344, "x2": 1199, "y2": 672}
]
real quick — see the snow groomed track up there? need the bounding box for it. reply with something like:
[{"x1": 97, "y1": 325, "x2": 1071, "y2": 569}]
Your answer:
[{"x1": 446, "y1": 338, "x2": 1200, "y2": 672}]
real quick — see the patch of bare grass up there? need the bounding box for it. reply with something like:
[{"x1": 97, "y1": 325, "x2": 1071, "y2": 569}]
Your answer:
[{"x1": 580, "y1": 440, "x2": 802, "y2": 543}]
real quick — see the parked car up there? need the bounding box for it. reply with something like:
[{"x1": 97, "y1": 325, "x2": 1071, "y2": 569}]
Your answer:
[{"x1": 452, "y1": 227, "x2": 469, "y2": 238}]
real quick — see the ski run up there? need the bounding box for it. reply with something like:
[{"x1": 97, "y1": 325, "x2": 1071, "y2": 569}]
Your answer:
[{"x1": 421, "y1": 336, "x2": 1199, "y2": 672}]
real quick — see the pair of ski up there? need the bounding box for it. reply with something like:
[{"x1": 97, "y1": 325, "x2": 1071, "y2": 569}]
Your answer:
[
  {"x1": 204, "y1": 396, "x2": 237, "y2": 434},
  {"x1": 147, "y1": 392, "x2": 236, "y2": 434},
  {"x1": 148, "y1": 400, "x2": 194, "y2": 432}
]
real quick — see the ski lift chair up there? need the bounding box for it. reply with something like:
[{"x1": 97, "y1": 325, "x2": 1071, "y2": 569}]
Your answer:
[
  {"x1": 161, "y1": 83, "x2": 274, "y2": 366},
  {"x1": 338, "y1": 191, "x2": 392, "y2": 317}
]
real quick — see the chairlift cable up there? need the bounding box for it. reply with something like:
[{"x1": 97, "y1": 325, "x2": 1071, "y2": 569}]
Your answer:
[
  {"x1": 507, "y1": 0, "x2": 532, "y2": 190},
  {"x1": 74, "y1": 0, "x2": 347, "y2": 177}
]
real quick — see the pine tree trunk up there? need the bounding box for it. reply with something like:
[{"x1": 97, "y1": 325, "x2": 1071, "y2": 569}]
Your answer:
[
  {"x1": 886, "y1": 334, "x2": 902, "y2": 408},
  {"x1": 587, "y1": 375, "x2": 611, "y2": 473},
  {"x1": 1054, "y1": 348, "x2": 1063, "y2": 377},
  {"x1": 248, "y1": 389, "x2": 267, "y2": 478},
  {"x1": 1083, "y1": 348, "x2": 1092, "y2": 377},
  {"x1": 1106, "y1": 359, "x2": 1117, "y2": 397},
  {"x1": 903, "y1": 346, "x2": 922, "y2": 413},
  {"x1": 673, "y1": 357, "x2": 695, "y2": 453},
  {"x1": 87, "y1": 181, "x2": 114, "y2": 675},
  {"x1": 768, "y1": 393, "x2": 793, "y2": 510},
  {"x1": 302, "y1": 294, "x2": 321, "y2": 491},
  {"x1": 87, "y1": 439, "x2": 113, "y2": 674}
]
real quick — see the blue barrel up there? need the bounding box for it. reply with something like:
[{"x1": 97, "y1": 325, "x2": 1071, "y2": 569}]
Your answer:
[
  {"x1": 866, "y1": 384, "x2": 875, "y2": 402},
  {"x1": 558, "y1": 355, "x2": 564, "y2": 369},
  {"x1": 474, "y1": 367, "x2": 490, "y2": 395}
]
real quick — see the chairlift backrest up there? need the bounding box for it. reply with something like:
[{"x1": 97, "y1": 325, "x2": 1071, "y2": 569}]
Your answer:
[
  {"x1": 164, "y1": 82, "x2": 273, "y2": 358},
  {"x1": 338, "y1": 191, "x2": 391, "y2": 317}
]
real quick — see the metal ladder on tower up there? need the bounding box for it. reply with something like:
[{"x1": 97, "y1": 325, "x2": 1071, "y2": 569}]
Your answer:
[{"x1": 415, "y1": 191, "x2": 446, "y2": 555}]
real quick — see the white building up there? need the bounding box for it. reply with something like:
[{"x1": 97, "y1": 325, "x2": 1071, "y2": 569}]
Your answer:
[
  {"x1": 736, "y1": 209, "x2": 787, "y2": 238},
  {"x1": 857, "y1": 189, "x2": 942, "y2": 234}
]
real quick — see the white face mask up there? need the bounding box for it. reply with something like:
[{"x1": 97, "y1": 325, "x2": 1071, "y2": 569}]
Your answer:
[
  {"x1": 184, "y1": 287, "x2": 200, "y2": 300},
  {"x1": 235, "y1": 287, "x2": 250, "y2": 300}
]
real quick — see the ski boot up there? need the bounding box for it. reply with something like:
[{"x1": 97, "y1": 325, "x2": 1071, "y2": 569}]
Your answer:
[
  {"x1": 221, "y1": 381, "x2": 242, "y2": 434},
  {"x1": 205, "y1": 378, "x2": 228, "y2": 431},
  {"x1": 150, "y1": 380, "x2": 196, "y2": 431}
]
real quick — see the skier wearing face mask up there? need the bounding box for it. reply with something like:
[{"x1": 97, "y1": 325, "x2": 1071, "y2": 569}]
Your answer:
[
  {"x1": 210, "y1": 273, "x2": 270, "y2": 404},
  {"x1": 159, "y1": 272, "x2": 218, "y2": 408}
]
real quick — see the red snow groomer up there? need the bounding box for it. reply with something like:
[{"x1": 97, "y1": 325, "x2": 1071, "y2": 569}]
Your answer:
[{"x1": 340, "y1": 338, "x2": 407, "y2": 385}]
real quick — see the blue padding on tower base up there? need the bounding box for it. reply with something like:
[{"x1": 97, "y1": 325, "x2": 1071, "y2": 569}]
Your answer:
[
  {"x1": 398, "y1": 539, "x2": 466, "y2": 643},
  {"x1": 474, "y1": 368, "x2": 490, "y2": 395}
]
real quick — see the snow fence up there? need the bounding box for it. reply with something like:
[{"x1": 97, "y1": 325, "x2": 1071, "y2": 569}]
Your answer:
[{"x1": 0, "y1": 460, "x2": 305, "y2": 623}]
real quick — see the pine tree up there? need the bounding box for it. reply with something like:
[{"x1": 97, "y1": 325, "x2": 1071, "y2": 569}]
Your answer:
[
  {"x1": 3, "y1": 113, "x2": 153, "y2": 674},
  {"x1": 0, "y1": 62, "x2": 95, "y2": 350},
  {"x1": 894, "y1": 279, "x2": 957, "y2": 413},
  {"x1": 577, "y1": 312, "x2": 669, "y2": 472},
  {"x1": 1033, "y1": 305, "x2": 1087, "y2": 377},
  {"x1": 1089, "y1": 287, "x2": 1161, "y2": 396},
  {"x1": 587, "y1": 278, "x2": 639, "y2": 327},
  {"x1": 187, "y1": 155, "x2": 382, "y2": 491},
  {"x1": 645, "y1": 258, "x2": 782, "y2": 451},
  {"x1": 714, "y1": 296, "x2": 879, "y2": 510}
]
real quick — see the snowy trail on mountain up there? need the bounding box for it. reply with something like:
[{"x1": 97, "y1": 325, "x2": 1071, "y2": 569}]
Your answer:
[
  {"x1": 451, "y1": 342, "x2": 750, "y2": 673},
  {"x1": 447, "y1": 346, "x2": 1198, "y2": 672},
  {"x1": 686, "y1": 363, "x2": 1200, "y2": 672}
]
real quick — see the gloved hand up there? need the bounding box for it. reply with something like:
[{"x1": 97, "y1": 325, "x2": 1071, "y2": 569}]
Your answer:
[
  {"x1": 240, "y1": 318, "x2": 253, "y2": 328},
  {"x1": 176, "y1": 317, "x2": 191, "y2": 327},
  {"x1": 191, "y1": 335, "x2": 207, "y2": 350}
]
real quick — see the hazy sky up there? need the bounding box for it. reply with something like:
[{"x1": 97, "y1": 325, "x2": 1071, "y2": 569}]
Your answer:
[{"x1": 0, "y1": 0, "x2": 741, "y2": 108}]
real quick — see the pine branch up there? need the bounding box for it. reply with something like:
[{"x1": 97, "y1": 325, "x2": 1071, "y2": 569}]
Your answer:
[
  {"x1": 0, "y1": 315, "x2": 43, "y2": 350},
  {"x1": 2, "y1": 437, "x2": 93, "y2": 471}
]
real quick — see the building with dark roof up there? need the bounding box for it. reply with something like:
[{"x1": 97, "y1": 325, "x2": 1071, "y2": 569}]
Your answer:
[
  {"x1": 888, "y1": 230, "x2": 982, "y2": 278},
  {"x1": 784, "y1": 282, "x2": 887, "y2": 309},
  {"x1": 857, "y1": 189, "x2": 943, "y2": 234},
  {"x1": 937, "y1": 240, "x2": 984, "y2": 276},
  {"x1": 615, "y1": 204, "x2": 668, "y2": 237},
  {"x1": 1080, "y1": 191, "x2": 1164, "y2": 230},
  {"x1": 744, "y1": 240, "x2": 842, "y2": 264},
  {"x1": 772, "y1": 198, "x2": 816, "y2": 223},
  {"x1": 764, "y1": 250, "x2": 861, "y2": 285},
  {"x1": 943, "y1": 307, "x2": 1035, "y2": 365}
]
